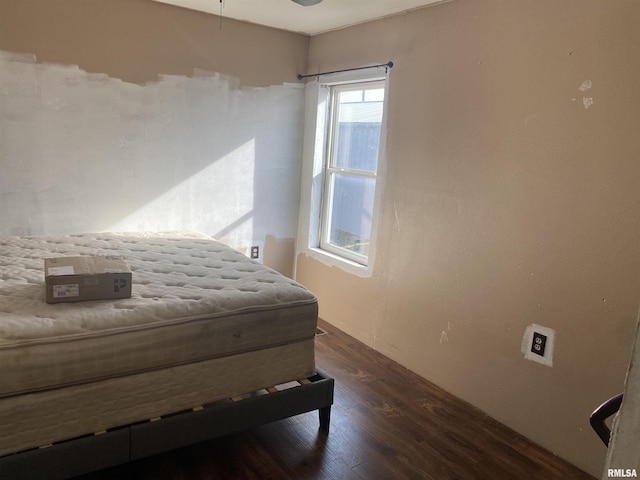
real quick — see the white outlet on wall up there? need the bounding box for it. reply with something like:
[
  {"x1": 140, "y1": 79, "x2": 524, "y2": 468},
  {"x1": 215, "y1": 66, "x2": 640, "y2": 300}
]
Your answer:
[
  {"x1": 247, "y1": 241, "x2": 264, "y2": 264},
  {"x1": 522, "y1": 324, "x2": 555, "y2": 367}
]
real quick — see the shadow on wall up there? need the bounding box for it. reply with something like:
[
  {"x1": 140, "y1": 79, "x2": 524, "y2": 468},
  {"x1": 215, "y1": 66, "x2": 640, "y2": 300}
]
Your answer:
[{"x1": 0, "y1": 51, "x2": 304, "y2": 254}]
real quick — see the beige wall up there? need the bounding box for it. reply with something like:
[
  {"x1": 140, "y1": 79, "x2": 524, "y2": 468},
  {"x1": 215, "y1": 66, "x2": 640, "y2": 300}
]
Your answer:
[
  {"x1": 297, "y1": 0, "x2": 640, "y2": 476},
  {"x1": 0, "y1": 0, "x2": 308, "y2": 87}
]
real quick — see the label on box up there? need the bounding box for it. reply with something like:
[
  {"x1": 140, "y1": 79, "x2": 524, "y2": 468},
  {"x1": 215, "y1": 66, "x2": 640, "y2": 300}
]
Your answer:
[
  {"x1": 48, "y1": 266, "x2": 75, "y2": 276},
  {"x1": 53, "y1": 284, "x2": 80, "y2": 299}
]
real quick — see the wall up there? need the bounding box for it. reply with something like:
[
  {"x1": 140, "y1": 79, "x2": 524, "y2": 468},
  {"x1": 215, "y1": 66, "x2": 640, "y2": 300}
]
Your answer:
[
  {"x1": 296, "y1": 0, "x2": 640, "y2": 476},
  {"x1": 0, "y1": 0, "x2": 309, "y2": 276}
]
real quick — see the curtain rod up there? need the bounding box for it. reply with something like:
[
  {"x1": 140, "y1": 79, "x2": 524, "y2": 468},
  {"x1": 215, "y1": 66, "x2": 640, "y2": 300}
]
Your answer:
[{"x1": 297, "y1": 61, "x2": 394, "y2": 80}]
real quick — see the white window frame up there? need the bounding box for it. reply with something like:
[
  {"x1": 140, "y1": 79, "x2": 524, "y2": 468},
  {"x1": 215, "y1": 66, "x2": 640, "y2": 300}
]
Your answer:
[
  {"x1": 296, "y1": 68, "x2": 389, "y2": 277},
  {"x1": 319, "y1": 80, "x2": 385, "y2": 266}
]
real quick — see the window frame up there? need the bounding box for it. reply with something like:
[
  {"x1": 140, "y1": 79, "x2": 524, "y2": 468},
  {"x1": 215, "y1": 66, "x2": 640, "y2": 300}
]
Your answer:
[
  {"x1": 318, "y1": 80, "x2": 386, "y2": 266},
  {"x1": 294, "y1": 68, "x2": 390, "y2": 277}
]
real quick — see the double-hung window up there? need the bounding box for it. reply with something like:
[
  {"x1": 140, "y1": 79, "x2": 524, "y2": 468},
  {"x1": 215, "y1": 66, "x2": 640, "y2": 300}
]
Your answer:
[
  {"x1": 318, "y1": 80, "x2": 386, "y2": 266},
  {"x1": 297, "y1": 70, "x2": 388, "y2": 274}
]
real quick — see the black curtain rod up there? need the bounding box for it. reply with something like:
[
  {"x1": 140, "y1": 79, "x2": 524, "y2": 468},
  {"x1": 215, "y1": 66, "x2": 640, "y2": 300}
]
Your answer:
[{"x1": 297, "y1": 61, "x2": 394, "y2": 80}]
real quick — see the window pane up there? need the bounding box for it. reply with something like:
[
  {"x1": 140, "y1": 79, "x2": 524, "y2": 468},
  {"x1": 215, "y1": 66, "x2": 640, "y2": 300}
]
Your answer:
[
  {"x1": 334, "y1": 88, "x2": 383, "y2": 172},
  {"x1": 339, "y1": 90, "x2": 363, "y2": 103},
  {"x1": 328, "y1": 173, "x2": 376, "y2": 257},
  {"x1": 364, "y1": 88, "x2": 384, "y2": 102}
]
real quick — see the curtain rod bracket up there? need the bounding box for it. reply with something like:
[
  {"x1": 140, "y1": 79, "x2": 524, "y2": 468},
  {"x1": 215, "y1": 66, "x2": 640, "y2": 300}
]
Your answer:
[{"x1": 297, "y1": 61, "x2": 393, "y2": 81}]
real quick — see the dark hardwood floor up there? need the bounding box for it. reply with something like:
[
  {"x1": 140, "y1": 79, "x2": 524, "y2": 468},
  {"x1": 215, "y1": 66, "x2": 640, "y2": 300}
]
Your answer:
[{"x1": 78, "y1": 319, "x2": 594, "y2": 480}]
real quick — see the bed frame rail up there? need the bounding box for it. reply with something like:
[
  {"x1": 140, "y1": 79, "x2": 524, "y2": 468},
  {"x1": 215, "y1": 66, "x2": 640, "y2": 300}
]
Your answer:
[{"x1": 0, "y1": 369, "x2": 334, "y2": 480}]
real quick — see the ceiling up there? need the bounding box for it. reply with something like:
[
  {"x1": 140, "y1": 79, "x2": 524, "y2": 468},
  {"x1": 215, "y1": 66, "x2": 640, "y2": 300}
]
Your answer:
[{"x1": 149, "y1": 0, "x2": 448, "y2": 35}]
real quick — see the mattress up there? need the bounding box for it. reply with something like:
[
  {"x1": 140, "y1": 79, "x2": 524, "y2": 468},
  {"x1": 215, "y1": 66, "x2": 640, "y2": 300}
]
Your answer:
[{"x1": 0, "y1": 232, "x2": 318, "y2": 456}]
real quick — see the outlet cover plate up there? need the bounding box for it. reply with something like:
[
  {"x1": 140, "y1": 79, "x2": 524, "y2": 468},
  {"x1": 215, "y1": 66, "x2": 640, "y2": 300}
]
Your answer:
[
  {"x1": 522, "y1": 324, "x2": 555, "y2": 367},
  {"x1": 531, "y1": 331, "x2": 547, "y2": 356}
]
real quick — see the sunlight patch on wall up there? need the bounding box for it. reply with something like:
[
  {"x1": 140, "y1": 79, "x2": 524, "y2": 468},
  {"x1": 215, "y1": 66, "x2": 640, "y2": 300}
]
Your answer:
[{"x1": 108, "y1": 139, "x2": 256, "y2": 245}]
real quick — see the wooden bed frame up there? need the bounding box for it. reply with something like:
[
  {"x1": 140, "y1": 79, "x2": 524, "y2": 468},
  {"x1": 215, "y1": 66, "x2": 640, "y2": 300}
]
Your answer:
[{"x1": 0, "y1": 369, "x2": 334, "y2": 480}]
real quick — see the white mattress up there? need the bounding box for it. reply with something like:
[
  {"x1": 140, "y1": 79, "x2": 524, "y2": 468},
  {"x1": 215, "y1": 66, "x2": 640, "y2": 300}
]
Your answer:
[{"x1": 0, "y1": 232, "x2": 318, "y2": 455}]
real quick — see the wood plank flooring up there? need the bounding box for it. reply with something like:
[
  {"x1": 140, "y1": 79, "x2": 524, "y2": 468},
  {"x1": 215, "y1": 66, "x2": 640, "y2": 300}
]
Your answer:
[{"x1": 78, "y1": 319, "x2": 594, "y2": 480}]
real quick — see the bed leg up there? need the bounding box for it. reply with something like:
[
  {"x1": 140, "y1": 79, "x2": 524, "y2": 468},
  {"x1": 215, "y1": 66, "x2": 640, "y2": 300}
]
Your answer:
[{"x1": 319, "y1": 406, "x2": 331, "y2": 432}]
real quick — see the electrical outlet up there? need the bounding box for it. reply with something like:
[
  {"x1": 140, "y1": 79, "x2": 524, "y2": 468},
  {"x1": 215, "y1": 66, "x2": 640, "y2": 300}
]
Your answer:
[
  {"x1": 250, "y1": 246, "x2": 259, "y2": 259},
  {"x1": 522, "y1": 324, "x2": 555, "y2": 367},
  {"x1": 531, "y1": 331, "x2": 547, "y2": 356}
]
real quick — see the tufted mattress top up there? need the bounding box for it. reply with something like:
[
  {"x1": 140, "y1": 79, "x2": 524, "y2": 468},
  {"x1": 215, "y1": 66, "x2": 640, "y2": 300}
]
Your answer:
[{"x1": 0, "y1": 232, "x2": 317, "y2": 399}]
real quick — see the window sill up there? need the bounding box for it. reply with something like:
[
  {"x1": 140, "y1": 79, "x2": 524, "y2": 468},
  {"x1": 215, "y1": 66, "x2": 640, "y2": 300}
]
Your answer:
[{"x1": 304, "y1": 247, "x2": 372, "y2": 278}]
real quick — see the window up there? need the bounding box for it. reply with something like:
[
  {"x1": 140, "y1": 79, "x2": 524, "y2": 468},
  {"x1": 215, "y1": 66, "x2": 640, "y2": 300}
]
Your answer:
[
  {"x1": 296, "y1": 70, "x2": 389, "y2": 275},
  {"x1": 318, "y1": 80, "x2": 386, "y2": 266}
]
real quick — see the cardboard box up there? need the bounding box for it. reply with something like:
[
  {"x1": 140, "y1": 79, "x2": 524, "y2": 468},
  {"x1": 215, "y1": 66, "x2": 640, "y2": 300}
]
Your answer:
[{"x1": 44, "y1": 256, "x2": 132, "y2": 304}]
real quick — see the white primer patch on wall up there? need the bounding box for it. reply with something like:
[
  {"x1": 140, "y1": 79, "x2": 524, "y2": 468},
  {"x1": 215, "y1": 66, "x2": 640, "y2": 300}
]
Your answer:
[
  {"x1": 522, "y1": 323, "x2": 556, "y2": 367},
  {"x1": 0, "y1": 51, "x2": 304, "y2": 251}
]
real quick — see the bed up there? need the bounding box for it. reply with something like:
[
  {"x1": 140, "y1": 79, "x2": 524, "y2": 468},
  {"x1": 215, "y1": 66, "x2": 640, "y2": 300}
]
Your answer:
[{"x1": 0, "y1": 232, "x2": 334, "y2": 479}]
